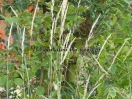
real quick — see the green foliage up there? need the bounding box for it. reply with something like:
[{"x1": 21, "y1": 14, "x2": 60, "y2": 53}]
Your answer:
[
  {"x1": 0, "y1": 0, "x2": 132, "y2": 99},
  {"x1": 14, "y1": 78, "x2": 23, "y2": 85},
  {"x1": 36, "y1": 86, "x2": 45, "y2": 95}
]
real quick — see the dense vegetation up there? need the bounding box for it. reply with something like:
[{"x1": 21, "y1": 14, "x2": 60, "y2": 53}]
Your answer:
[{"x1": 0, "y1": 0, "x2": 132, "y2": 99}]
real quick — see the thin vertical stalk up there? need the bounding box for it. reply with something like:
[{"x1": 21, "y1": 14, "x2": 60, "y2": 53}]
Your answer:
[{"x1": 6, "y1": 22, "x2": 13, "y2": 99}]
